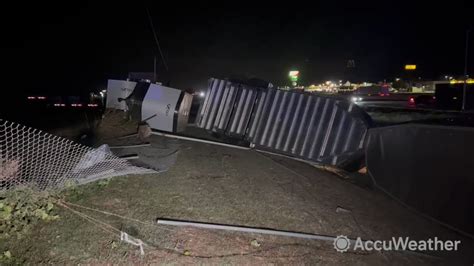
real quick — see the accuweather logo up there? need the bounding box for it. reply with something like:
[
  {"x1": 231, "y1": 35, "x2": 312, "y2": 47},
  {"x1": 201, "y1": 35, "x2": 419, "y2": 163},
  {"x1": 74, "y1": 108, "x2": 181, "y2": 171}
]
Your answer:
[{"x1": 333, "y1": 235, "x2": 461, "y2": 253}]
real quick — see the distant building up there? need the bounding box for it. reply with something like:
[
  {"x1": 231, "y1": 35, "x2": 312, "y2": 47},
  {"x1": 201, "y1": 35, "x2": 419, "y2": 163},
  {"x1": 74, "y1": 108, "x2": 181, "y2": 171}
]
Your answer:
[{"x1": 418, "y1": 80, "x2": 450, "y2": 92}]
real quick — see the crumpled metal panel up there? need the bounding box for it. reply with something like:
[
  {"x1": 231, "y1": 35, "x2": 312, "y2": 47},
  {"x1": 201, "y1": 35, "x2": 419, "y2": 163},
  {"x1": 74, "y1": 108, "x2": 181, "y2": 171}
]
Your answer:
[
  {"x1": 227, "y1": 84, "x2": 259, "y2": 137},
  {"x1": 197, "y1": 78, "x2": 260, "y2": 137},
  {"x1": 248, "y1": 89, "x2": 369, "y2": 166},
  {"x1": 196, "y1": 78, "x2": 370, "y2": 167}
]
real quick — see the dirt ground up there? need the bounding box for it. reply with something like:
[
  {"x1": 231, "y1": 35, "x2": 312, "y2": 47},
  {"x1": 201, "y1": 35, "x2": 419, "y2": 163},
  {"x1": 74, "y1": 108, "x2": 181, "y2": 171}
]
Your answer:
[{"x1": 2, "y1": 114, "x2": 473, "y2": 264}]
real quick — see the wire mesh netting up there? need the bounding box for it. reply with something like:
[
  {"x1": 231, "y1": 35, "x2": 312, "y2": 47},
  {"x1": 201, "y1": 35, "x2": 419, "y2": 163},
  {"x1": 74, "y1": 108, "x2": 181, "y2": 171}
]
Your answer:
[{"x1": 0, "y1": 119, "x2": 156, "y2": 191}]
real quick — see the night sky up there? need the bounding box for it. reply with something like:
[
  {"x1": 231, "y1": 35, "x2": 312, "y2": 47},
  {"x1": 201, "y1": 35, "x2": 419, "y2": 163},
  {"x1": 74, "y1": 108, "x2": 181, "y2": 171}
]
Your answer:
[{"x1": 3, "y1": 1, "x2": 473, "y2": 94}]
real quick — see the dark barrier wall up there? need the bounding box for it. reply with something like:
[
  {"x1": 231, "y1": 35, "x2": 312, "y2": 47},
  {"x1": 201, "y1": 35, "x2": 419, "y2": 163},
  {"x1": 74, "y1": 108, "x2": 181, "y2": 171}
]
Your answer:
[
  {"x1": 366, "y1": 124, "x2": 474, "y2": 236},
  {"x1": 197, "y1": 78, "x2": 371, "y2": 168},
  {"x1": 435, "y1": 83, "x2": 474, "y2": 110}
]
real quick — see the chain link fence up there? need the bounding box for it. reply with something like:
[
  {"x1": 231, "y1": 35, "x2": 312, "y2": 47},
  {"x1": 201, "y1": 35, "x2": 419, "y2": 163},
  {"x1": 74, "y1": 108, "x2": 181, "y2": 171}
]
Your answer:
[{"x1": 0, "y1": 119, "x2": 155, "y2": 191}]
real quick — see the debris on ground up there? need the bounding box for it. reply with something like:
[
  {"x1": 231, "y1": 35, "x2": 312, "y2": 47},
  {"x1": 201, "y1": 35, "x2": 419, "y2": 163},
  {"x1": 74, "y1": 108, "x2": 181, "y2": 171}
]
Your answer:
[
  {"x1": 250, "y1": 239, "x2": 261, "y2": 247},
  {"x1": 335, "y1": 206, "x2": 352, "y2": 214},
  {"x1": 0, "y1": 134, "x2": 472, "y2": 264},
  {"x1": 137, "y1": 123, "x2": 152, "y2": 142},
  {"x1": 357, "y1": 167, "x2": 367, "y2": 174}
]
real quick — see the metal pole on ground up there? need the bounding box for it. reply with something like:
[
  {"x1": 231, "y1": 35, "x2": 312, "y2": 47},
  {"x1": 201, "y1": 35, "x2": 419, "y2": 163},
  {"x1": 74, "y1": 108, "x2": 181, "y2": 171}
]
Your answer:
[{"x1": 150, "y1": 131, "x2": 251, "y2": 150}]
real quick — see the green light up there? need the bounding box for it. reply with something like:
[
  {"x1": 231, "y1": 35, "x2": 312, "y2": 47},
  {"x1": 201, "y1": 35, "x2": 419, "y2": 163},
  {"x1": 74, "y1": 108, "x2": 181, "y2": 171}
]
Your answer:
[{"x1": 289, "y1": 70, "x2": 299, "y2": 82}]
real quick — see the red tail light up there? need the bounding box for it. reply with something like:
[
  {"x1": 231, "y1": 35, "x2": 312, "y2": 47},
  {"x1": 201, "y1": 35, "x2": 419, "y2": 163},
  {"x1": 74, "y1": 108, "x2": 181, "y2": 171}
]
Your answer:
[{"x1": 409, "y1": 97, "x2": 415, "y2": 104}]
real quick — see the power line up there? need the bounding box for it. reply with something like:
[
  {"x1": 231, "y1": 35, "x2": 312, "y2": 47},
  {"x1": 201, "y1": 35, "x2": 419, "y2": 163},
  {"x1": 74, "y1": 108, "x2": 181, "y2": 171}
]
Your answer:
[{"x1": 145, "y1": 6, "x2": 168, "y2": 71}]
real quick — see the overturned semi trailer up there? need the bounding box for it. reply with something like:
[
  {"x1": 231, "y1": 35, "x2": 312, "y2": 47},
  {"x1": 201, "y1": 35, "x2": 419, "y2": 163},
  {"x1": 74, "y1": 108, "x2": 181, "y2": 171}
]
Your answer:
[
  {"x1": 106, "y1": 79, "x2": 193, "y2": 132},
  {"x1": 196, "y1": 78, "x2": 371, "y2": 168}
]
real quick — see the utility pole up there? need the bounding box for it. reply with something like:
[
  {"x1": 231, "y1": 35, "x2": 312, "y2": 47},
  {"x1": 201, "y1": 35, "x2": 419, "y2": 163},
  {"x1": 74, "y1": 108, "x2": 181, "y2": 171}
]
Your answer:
[
  {"x1": 153, "y1": 56, "x2": 157, "y2": 83},
  {"x1": 146, "y1": 6, "x2": 168, "y2": 71},
  {"x1": 462, "y1": 29, "x2": 470, "y2": 111}
]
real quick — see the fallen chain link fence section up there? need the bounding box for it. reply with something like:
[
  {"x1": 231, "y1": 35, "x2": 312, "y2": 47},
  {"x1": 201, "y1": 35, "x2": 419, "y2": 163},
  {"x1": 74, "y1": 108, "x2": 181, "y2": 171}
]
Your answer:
[{"x1": 0, "y1": 119, "x2": 156, "y2": 191}]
